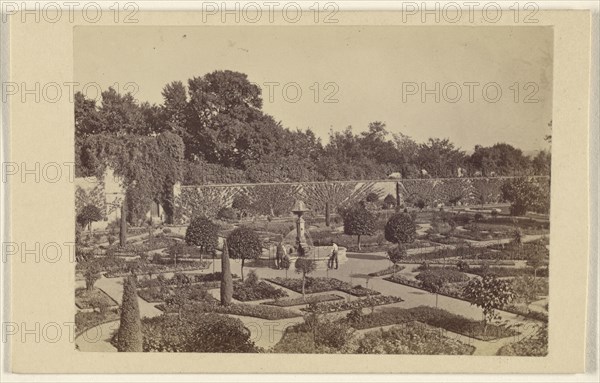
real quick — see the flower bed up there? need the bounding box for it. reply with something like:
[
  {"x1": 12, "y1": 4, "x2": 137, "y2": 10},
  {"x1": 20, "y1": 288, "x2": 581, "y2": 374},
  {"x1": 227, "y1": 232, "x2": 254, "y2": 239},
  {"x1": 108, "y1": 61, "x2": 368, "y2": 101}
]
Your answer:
[
  {"x1": 233, "y1": 281, "x2": 288, "y2": 302},
  {"x1": 301, "y1": 295, "x2": 404, "y2": 314},
  {"x1": 356, "y1": 321, "x2": 475, "y2": 355},
  {"x1": 415, "y1": 268, "x2": 470, "y2": 283},
  {"x1": 350, "y1": 306, "x2": 518, "y2": 341},
  {"x1": 384, "y1": 274, "x2": 467, "y2": 300},
  {"x1": 157, "y1": 302, "x2": 300, "y2": 320},
  {"x1": 266, "y1": 277, "x2": 380, "y2": 297},
  {"x1": 74, "y1": 309, "x2": 120, "y2": 336},
  {"x1": 138, "y1": 286, "x2": 171, "y2": 303},
  {"x1": 368, "y1": 265, "x2": 406, "y2": 277},
  {"x1": 103, "y1": 261, "x2": 211, "y2": 278},
  {"x1": 75, "y1": 287, "x2": 118, "y2": 309},
  {"x1": 263, "y1": 294, "x2": 344, "y2": 307},
  {"x1": 139, "y1": 284, "x2": 217, "y2": 304},
  {"x1": 136, "y1": 272, "x2": 239, "y2": 289},
  {"x1": 496, "y1": 334, "x2": 548, "y2": 356},
  {"x1": 105, "y1": 236, "x2": 180, "y2": 256},
  {"x1": 468, "y1": 266, "x2": 548, "y2": 278}
]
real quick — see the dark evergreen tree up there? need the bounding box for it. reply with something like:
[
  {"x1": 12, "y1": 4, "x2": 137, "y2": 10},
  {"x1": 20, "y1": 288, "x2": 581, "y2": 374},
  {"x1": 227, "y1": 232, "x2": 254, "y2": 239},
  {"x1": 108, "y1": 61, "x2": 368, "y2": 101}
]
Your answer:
[{"x1": 117, "y1": 276, "x2": 143, "y2": 352}]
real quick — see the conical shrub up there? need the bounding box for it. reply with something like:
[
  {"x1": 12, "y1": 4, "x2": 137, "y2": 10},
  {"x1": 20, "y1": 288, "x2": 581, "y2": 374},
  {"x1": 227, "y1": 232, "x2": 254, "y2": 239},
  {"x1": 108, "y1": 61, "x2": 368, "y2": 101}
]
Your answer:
[
  {"x1": 117, "y1": 275, "x2": 143, "y2": 352},
  {"x1": 220, "y1": 240, "x2": 233, "y2": 306}
]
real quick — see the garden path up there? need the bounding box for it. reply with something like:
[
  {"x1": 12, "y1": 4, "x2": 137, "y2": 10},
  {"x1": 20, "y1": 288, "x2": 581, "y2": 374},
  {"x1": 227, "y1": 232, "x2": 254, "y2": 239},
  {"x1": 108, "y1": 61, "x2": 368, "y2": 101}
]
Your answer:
[{"x1": 75, "y1": 320, "x2": 119, "y2": 352}]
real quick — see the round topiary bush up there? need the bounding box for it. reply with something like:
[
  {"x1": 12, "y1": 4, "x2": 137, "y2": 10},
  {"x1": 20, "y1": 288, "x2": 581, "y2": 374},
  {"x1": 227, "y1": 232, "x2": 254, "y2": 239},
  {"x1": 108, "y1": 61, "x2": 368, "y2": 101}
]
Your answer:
[
  {"x1": 227, "y1": 227, "x2": 262, "y2": 281},
  {"x1": 185, "y1": 216, "x2": 219, "y2": 255},
  {"x1": 385, "y1": 212, "x2": 416, "y2": 246}
]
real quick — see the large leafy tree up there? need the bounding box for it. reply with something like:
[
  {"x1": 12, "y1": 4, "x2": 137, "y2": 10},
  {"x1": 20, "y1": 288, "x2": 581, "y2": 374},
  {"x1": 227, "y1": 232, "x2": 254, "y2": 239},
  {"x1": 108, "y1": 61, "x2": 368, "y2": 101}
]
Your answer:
[
  {"x1": 227, "y1": 227, "x2": 262, "y2": 281},
  {"x1": 185, "y1": 70, "x2": 265, "y2": 165},
  {"x1": 161, "y1": 80, "x2": 188, "y2": 135},
  {"x1": 468, "y1": 143, "x2": 532, "y2": 176},
  {"x1": 342, "y1": 203, "x2": 376, "y2": 250},
  {"x1": 416, "y1": 138, "x2": 466, "y2": 178},
  {"x1": 501, "y1": 178, "x2": 550, "y2": 216}
]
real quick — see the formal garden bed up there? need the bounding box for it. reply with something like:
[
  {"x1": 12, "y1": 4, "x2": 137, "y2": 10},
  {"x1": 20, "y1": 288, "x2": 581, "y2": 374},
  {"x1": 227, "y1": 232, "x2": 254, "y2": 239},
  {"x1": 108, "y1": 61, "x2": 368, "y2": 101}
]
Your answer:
[
  {"x1": 156, "y1": 301, "x2": 301, "y2": 320},
  {"x1": 138, "y1": 284, "x2": 218, "y2": 304},
  {"x1": 103, "y1": 260, "x2": 211, "y2": 278},
  {"x1": 348, "y1": 306, "x2": 518, "y2": 341},
  {"x1": 301, "y1": 295, "x2": 404, "y2": 314},
  {"x1": 262, "y1": 294, "x2": 344, "y2": 307},
  {"x1": 272, "y1": 318, "x2": 474, "y2": 355},
  {"x1": 355, "y1": 321, "x2": 475, "y2": 355},
  {"x1": 74, "y1": 309, "x2": 120, "y2": 336},
  {"x1": 136, "y1": 272, "x2": 239, "y2": 289},
  {"x1": 136, "y1": 313, "x2": 261, "y2": 353},
  {"x1": 233, "y1": 279, "x2": 288, "y2": 302},
  {"x1": 368, "y1": 265, "x2": 406, "y2": 277},
  {"x1": 105, "y1": 236, "x2": 181, "y2": 256},
  {"x1": 75, "y1": 287, "x2": 118, "y2": 310},
  {"x1": 467, "y1": 265, "x2": 548, "y2": 278},
  {"x1": 266, "y1": 277, "x2": 380, "y2": 297},
  {"x1": 385, "y1": 273, "x2": 467, "y2": 299},
  {"x1": 496, "y1": 332, "x2": 548, "y2": 356}
]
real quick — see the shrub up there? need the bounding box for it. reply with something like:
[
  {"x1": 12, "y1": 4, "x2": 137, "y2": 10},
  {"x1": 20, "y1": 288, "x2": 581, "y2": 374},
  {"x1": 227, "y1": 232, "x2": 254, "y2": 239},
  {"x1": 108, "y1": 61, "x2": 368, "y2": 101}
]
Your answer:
[
  {"x1": 77, "y1": 204, "x2": 103, "y2": 230},
  {"x1": 382, "y1": 194, "x2": 397, "y2": 209},
  {"x1": 463, "y1": 274, "x2": 514, "y2": 333},
  {"x1": 220, "y1": 240, "x2": 233, "y2": 306},
  {"x1": 185, "y1": 216, "x2": 219, "y2": 255},
  {"x1": 162, "y1": 227, "x2": 172, "y2": 234},
  {"x1": 217, "y1": 207, "x2": 238, "y2": 221},
  {"x1": 365, "y1": 192, "x2": 380, "y2": 203},
  {"x1": 116, "y1": 276, "x2": 143, "y2": 352},
  {"x1": 141, "y1": 313, "x2": 258, "y2": 353},
  {"x1": 457, "y1": 260, "x2": 470, "y2": 272},
  {"x1": 356, "y1": 322, "x2": 474, "y2": 355},
  {"x1": 385, "y1": 212, "x2": 416, "y2": 246}
]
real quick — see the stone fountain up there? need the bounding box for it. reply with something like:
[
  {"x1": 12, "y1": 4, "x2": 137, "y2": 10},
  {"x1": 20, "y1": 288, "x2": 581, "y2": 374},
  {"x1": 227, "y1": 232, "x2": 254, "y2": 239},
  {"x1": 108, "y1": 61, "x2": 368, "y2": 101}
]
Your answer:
[{"x1": 285, "y1": 200, "x2": 347, "y2": 270}]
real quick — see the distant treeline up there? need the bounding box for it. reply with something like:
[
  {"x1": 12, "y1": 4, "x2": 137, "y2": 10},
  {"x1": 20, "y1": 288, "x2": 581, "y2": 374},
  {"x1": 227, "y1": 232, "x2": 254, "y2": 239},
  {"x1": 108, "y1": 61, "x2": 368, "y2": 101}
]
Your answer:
[{"x1": 75, "y1": 70, "x2": 551, "y2": 185}]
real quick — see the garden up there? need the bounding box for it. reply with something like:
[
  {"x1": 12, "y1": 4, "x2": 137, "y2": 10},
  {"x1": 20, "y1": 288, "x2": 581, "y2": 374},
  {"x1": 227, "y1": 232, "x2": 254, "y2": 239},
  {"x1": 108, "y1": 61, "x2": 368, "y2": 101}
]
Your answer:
[{"x1": 75, "y1": 172, "x2": 550, "y2": 356}]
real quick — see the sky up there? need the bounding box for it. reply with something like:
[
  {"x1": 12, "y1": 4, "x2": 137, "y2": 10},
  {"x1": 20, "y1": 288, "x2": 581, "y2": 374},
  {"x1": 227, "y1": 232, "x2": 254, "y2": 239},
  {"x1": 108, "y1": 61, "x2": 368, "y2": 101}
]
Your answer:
[{"x1": 74, "y1": 25, "x2": 553, "y2": 153}]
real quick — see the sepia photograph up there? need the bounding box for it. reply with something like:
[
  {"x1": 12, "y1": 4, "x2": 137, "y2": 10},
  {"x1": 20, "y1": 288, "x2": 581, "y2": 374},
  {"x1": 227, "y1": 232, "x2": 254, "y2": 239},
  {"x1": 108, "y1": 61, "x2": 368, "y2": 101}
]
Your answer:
[{"x1": 72, "y1": 25, "x2": 553, "y2": 356}]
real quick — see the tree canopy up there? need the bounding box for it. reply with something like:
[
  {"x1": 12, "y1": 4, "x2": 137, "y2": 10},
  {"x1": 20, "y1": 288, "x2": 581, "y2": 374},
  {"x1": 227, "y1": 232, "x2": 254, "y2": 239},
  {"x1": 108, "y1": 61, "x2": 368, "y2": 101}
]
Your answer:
[{"x1": 75, "y1": 70, "x2": 551, "y2": 187}]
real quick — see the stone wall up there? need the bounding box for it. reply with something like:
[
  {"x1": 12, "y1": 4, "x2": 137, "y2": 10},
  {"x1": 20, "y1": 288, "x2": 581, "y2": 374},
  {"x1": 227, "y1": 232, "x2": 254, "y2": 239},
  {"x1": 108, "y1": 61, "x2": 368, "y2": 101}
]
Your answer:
[{"x1": 172, "y1": 177, "x2": 550, "y2": 224}]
